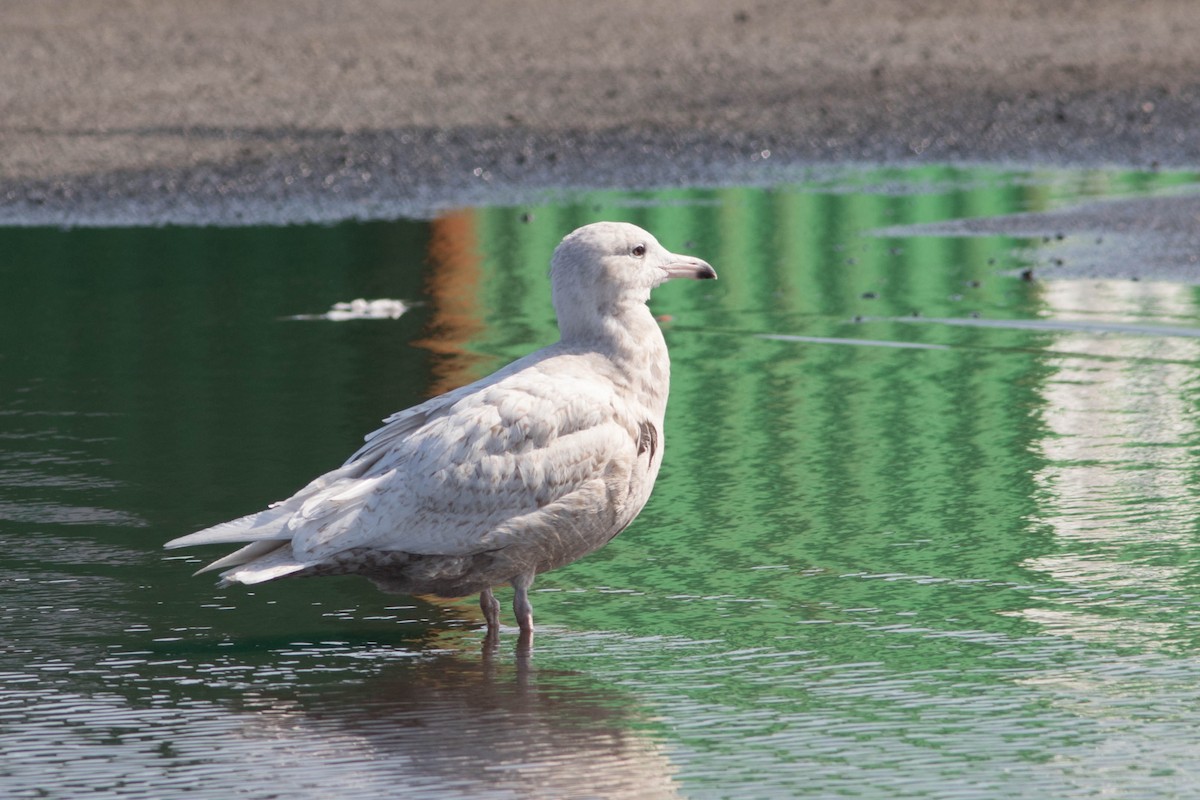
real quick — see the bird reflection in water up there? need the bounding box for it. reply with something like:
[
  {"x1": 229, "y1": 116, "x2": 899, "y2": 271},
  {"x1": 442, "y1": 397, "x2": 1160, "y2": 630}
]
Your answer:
[{"x1": 236, "y1": 643, "x2": 681, "y2": 799}]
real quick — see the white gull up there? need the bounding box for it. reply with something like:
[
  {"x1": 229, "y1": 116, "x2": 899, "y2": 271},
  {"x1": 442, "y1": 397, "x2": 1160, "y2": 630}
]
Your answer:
[{"x1": 165, "y1": 221, "x2": 716, "y2": 639}]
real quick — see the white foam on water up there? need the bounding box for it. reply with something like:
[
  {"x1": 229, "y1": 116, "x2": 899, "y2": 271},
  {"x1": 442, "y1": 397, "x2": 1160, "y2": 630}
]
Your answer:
[{"x1": 287, "y1": 298, "x2": 411, "y2": 321}]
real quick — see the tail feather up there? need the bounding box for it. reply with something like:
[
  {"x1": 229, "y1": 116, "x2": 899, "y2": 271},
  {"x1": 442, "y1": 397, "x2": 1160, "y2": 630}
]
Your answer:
[
  {"x1": 165, "y1": 461, "x2": 378, "y2": 586},
  {"x1": 218, "y1": 546, "x2": 308, "y2": 585},
  {"x1": 166, "y1": 461, "x2": 375, "y2": 551},
  {"x1": 166, "y1": 508, "x2": 301, "y2": 584},
  {"x1": 164, "y1": 508, "x2": 293, "y2": 550},
  {"x1": 193, "y1": 539, "x2": 289, "y2": 576}
]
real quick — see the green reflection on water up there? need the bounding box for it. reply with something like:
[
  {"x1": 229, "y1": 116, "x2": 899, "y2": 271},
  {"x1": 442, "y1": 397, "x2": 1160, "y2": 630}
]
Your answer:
[{"x1": 4, "y1": 164, "x2": 1200, "y2": 798}]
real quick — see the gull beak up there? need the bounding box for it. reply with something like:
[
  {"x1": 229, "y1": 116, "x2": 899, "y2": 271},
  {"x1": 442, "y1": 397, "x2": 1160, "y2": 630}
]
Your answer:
[{"x1": 662, "y1": 255, "x2": 718, "y2": 281}]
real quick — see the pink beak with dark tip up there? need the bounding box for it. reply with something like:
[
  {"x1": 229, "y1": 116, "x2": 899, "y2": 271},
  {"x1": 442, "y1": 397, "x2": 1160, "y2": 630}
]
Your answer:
[{"x1": 662, "y1": 256, "x2": 718, "y2": 281}]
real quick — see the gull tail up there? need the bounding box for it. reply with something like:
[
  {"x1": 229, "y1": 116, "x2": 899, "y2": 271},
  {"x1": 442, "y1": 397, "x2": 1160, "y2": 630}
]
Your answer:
[
  {"x1": 165, "y1": 508, "x2": 293, "y2": 550},
  {"x1": 213, "y1": 545, "x2": 308, "y2": 585},
  {"x1": 165, "y1": 507, "x2": 304, "y2": 582},
  {"x1": 165, "y1": 461, "x2": 372, "y2": 585}
]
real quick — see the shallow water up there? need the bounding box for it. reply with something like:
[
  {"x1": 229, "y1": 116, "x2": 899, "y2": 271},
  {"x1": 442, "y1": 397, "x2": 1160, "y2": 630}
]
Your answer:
[{"x1": 4, "y1": 165, "x2": 1200, "y2": 798}]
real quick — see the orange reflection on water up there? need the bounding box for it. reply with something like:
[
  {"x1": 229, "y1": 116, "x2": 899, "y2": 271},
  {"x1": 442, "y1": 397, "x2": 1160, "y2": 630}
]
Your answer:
[{"x1": 418, "y1": 210, "x2": 488, "y2": 396}]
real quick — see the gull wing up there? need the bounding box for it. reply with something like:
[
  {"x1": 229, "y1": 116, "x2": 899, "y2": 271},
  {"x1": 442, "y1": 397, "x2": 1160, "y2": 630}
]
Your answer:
[{"x1": 287, "y1": 364, "x2": 643, "y2": 561}]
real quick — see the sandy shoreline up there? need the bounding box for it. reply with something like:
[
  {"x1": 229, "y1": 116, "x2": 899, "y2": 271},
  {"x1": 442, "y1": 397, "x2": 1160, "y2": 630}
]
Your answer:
[{"x1": 3, "y1": 0, "x2": 1200, "y2": 235}]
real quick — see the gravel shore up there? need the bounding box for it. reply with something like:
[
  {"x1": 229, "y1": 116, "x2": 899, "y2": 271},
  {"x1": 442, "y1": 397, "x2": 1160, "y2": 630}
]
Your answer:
[{"x1": 3, "y1": 0, "x2": 1200, "y2": 235}]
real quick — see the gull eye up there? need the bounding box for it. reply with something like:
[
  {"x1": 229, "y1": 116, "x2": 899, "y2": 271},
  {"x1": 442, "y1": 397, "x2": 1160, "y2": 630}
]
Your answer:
[{"x1": 631, "y1": 244, "x2": 646, "y2": 258}]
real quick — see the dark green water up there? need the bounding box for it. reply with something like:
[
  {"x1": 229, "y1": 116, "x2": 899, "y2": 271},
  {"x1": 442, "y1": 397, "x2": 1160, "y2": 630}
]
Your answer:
[{"x1": 4, "y1": 165, "x2": 1200, "y2": 798}]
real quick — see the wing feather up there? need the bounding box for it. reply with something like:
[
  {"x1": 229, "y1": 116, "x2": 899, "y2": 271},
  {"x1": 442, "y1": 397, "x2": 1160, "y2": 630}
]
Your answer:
[{"x1": 286, "y1": 366, "x2": 641, "y2": 561}]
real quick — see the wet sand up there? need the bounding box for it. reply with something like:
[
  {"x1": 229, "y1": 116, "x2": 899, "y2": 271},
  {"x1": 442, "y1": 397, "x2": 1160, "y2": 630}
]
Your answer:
[
  {"x1": 879, "y1": 191, "x2": 1200, "y2": 283},
  {"x1": 3, "y1": 0, "x2": 1200, "y2": 258}
]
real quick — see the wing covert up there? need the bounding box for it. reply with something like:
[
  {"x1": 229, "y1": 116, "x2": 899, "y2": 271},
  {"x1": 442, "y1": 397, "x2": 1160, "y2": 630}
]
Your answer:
[{"x1": 288, "y1": 367, "x2": 642, "y2": 561}]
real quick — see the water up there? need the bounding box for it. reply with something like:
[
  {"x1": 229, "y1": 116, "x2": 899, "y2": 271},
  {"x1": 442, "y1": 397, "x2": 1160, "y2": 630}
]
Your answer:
[{"x1": 4, "y1": 165, "x2": 1200, "y2": 798}]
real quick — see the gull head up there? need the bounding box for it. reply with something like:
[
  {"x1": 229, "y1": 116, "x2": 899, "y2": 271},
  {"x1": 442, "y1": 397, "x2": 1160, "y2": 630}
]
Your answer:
[{"x1": 550, "y1": 222, "x2": 716, "y2": 329}]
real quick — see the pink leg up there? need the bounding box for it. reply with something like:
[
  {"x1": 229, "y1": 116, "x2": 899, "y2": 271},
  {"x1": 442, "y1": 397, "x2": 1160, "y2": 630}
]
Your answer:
[
  {"x1": 479, "y1": 587, "x2": 501, "y2": 631},
  {"x1": 511, "y1": 572, "x2": 535, "y2": 638}
]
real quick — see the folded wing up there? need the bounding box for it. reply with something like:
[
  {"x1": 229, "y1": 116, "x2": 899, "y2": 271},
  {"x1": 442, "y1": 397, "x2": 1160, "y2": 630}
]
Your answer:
[{"x1": 166, "y1": 354, "x2": 644, "y2": 581}]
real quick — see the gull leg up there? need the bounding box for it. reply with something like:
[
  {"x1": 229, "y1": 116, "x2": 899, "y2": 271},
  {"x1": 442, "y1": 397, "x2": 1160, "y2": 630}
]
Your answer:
[
  {"x1": 511, "y1": 572, "x2": 535, "y2": 645},
  {"x1": 480, "y1": 588, "x2": 501, "y2": 631}
]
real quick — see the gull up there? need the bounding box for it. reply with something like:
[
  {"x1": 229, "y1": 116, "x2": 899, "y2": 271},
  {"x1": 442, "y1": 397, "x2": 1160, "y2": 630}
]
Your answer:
[{"x1": 165, "y1": 222, "x2": 716, "y2": 639}]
